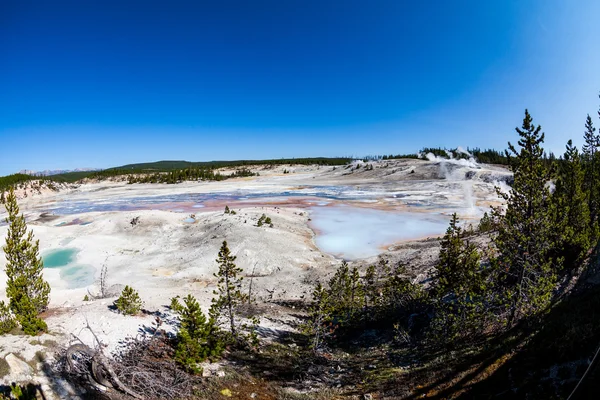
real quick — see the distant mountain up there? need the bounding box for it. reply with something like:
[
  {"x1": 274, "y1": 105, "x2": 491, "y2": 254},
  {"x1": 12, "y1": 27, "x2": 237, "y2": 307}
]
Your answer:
[{"x1": 18, "y1": 168, "x2": 101, "y2": 177}]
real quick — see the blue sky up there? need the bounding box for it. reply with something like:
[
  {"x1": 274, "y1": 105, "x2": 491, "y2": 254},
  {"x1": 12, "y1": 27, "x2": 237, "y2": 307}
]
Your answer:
[{"x1": 1, "y1": 0, "x2": 599, "y2": 175}]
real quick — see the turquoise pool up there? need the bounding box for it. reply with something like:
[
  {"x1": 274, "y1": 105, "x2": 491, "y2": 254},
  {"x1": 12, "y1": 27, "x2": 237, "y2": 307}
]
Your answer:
[
  {"x1": 43, "y1": 248, "x2": 78, "y2": 268},
  {"x1": 42, "y1": 248, "x2": 96, "y2": 288}
]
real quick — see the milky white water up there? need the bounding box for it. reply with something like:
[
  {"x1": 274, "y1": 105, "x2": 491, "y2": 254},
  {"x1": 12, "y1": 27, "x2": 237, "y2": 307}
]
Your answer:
[{"x1": 310, "y1": 206, "x2": 449, "y2": 260}]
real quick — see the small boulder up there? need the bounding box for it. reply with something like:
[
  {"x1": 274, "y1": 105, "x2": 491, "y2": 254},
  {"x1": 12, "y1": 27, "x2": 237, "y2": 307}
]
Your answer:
[{"x1": 5, "y1": 353, "x2": 33, "y2": 379}]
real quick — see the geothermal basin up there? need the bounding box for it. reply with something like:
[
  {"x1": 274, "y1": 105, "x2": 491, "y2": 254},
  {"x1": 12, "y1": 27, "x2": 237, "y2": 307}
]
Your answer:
[{"x1": 0, "y1": 158, "x2": 511, "y2": 374}]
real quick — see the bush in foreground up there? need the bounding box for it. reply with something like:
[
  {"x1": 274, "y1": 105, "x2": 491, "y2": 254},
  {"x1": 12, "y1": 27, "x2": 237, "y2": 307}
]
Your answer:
[
  {"x1": 114, "y1": 286, "x2": 142, "y2": 315},
  {"x1": 171, "y1": 295, "x2": 225, "y2": 373}
]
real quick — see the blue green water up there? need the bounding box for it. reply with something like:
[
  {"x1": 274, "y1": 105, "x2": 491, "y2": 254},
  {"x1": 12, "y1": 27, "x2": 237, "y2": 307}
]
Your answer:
[
  {"x1": 43, "y1": 248, "x2": 96, "y2": 288},
  {"x1": 60, "y1": 265, "x2": 96, "y2": 288},
  {"x1": 43, "y1": 248, "x2": 78, "y2": 268}
]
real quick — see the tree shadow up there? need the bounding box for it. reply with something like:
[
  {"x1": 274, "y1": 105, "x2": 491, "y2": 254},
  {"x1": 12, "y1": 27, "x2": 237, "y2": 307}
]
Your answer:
[{"x1": 445, "y1": 277, "x2": 600, "y2": 399}]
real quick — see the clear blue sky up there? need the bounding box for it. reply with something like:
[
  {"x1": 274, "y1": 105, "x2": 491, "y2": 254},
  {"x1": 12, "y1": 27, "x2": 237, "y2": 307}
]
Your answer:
[{"x1": 1, "y1": 0, "x2": 599, "y2": 175}]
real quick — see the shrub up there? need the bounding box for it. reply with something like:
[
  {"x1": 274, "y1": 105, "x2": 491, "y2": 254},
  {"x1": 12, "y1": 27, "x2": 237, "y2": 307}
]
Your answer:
[
  {"x1": 256, "y1": 214, "x2": 273, "y2": 227},
  {"x1": 114, "y1": 286, "x2": 142, "y2": 315}
]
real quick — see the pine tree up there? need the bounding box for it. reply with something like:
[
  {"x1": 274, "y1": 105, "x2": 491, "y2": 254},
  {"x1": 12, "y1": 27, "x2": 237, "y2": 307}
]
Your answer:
[
  {"x1": 114, "y1": 285, "x2": 142, "y2": 315},
  {"x1": 493, "y1": 110, "x2": 556, "y2": 327},
  {"x1": 431, "y1": 213, "x2": 485, "y2": 341},
  {"x1": 383, "y1": 262, "x2": 425, "y2": 318},
  {"x1": 210, "y1": 241, "x2": 246, "y2": 338},
  {"x1": 362, "y1": 257, "x2": 390, "y2": 315},
  {"x1": 550, "y1": 140, "x2": 591, "y2": 274},
  {"x1": 582, "y1": 114, "x2": 600, "y2": 228},
  {"x1": 326, "y1": 261, "x2": 358, "y2": 326},
  {"x1": 301, "y1": 283, "x2": 336, "y2": 352},
  {"x1": 3, "y1": 188, "x2": 50, "y2": 335},
  {"x1": 172, "y1": 295, "x2": 225, "y2": 373}
]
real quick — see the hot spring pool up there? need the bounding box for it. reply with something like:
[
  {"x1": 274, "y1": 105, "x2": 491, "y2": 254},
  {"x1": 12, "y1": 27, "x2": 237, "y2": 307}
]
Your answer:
[
  {"x1": 310, "y1": 206, "x2": 449, "y2": 260},
  {"x1": 43, "y1": 248, "x2": 95, "y2": 288},
  {"x1": 43, "y1": 248, "x2": 78, "y2": 268}
]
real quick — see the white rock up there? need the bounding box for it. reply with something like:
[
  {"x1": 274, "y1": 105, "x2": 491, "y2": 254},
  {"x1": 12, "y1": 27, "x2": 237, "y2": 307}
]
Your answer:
[{"x1": 5, "y1": 353, "x2": 33, "y2": 378}]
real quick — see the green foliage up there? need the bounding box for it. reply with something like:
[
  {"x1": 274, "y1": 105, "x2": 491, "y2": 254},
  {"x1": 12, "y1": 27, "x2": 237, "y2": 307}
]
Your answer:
[
  {"x1": 210, "y1": 241, "x2": 246, "y2": 338},
  {"x1": 302, "y1": 283, "x2": 337, "y2": 351},
  {"x1": 549, "y1": 140, "x2": 592, "y2": 274},
  {"x1": 417, "y1": 147, "x2": 512, "y2": 165},
  {"x1": 362, "y1": 257, "x2": 390, "y2": 313},
  {"x1": 324, "y1": 261, "x2": 366, "y2": 327},
  {"x1": 430, "y1": 214, "x2": 487, "y2": 343},
  {"x1": 114, "y1": 285, "x2": 142, "y2": 315},
  {"x1": 256, "y1": 214, "x2": 273, "y2": 227},
  {"x1": 0, "y1": 158, "x2": 350, "y2": 184},
  {"x1": 83, "y1": 294, "x2": 90, "y2": 302},
  {"x1": 380, "y1": 153, "x2": 420, "y2": 160},
  {"x1": 126, "y1": 167, "x2": 241, "y2": 184},
  {"x1": 493, "y1": 110, "x2": 557, "y2": 326},
  {"x1": 224, "y1": 205, "x2": 230, "y2": 214},
  {"x1": 19, "y1": 315, "x2": 48, "y2": 337},
  {"x1": 0, "y1": 174, "x2": 53, "y2": 192},
  {"x1": 303, "y1": 258, "x2": 427, "y2": 348},
  {"x1": 170, "y1": 295, "x2": 182, "y2": 311},
  {"x1": 3, "y1": 188, "x2": 50, "y2": 335},
  {"x1": 477, "y1": 211, "x2": 497, "y2": 232},
  {"x1": 381, "y1": 263, "x2": 427, "y2": 324},
  {"x1": 172, "y1": 295, "x2": 225, "y2": 373},
  {"x1": 582, "y1": 113, "x2": 600, "y2": 228},
  {"x1": 0, "y1": 301, "x2": 17, "y2": 334}
]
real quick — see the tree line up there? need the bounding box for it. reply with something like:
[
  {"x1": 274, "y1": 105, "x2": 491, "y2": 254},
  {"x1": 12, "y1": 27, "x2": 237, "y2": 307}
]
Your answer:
[{"x1": 126, "y1": 167, "x2": 258, "y2": 184}]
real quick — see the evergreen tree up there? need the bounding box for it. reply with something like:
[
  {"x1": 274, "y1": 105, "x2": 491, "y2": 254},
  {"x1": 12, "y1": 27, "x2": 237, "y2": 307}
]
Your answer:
[
  {"x1": 326, "y1": 261, "x2": 364, "y2": 326},
  {"x1": 349, "y1": 267, "x2": 364, "y2": 317},
  {"x1": 382, "y1": 262, "x2": 426, "y2": 321},
  {"x1": 327, "y1": 261, "x2": 351, "y2": 312},
  {"x1": 302, "y1": 283, "x2": 336, "y2": 351},
  {"x1": 3, "y1": 188, "x2": 50, "y2": 335},
  {"x1": 114, "y1": 285, "x2": 142, "y2": 315},
  {"x1": 362, "y1": 257, "x2": 390, "y2": 315},
  {"x1": 582, "y1": 114, "x2": 600, "y2": 228},
  {"x1": 171, "y1": 294, "x2": 225, "y2": 373},
  {"x1": 550, "y1": 140, "x2": 591, "y2": 274},
  {"x1": 431, "y1": 213, "x2": 486, "y2": 341},
  {"x1": 210, "y1": 241, "x2": 246, "y2": 338},
  {"x1": 493, "y1": 110, "x2": 556, "y2": 327}
]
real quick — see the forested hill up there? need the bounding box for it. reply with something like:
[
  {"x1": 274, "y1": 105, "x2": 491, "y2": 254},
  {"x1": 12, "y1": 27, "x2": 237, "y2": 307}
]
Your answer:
[
  {"x1": 111, "y1": 157, "x2": 352, "y2": 171},
  {"x1": 0, "y1": 157, "x2": 352, "y2": 188}
]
